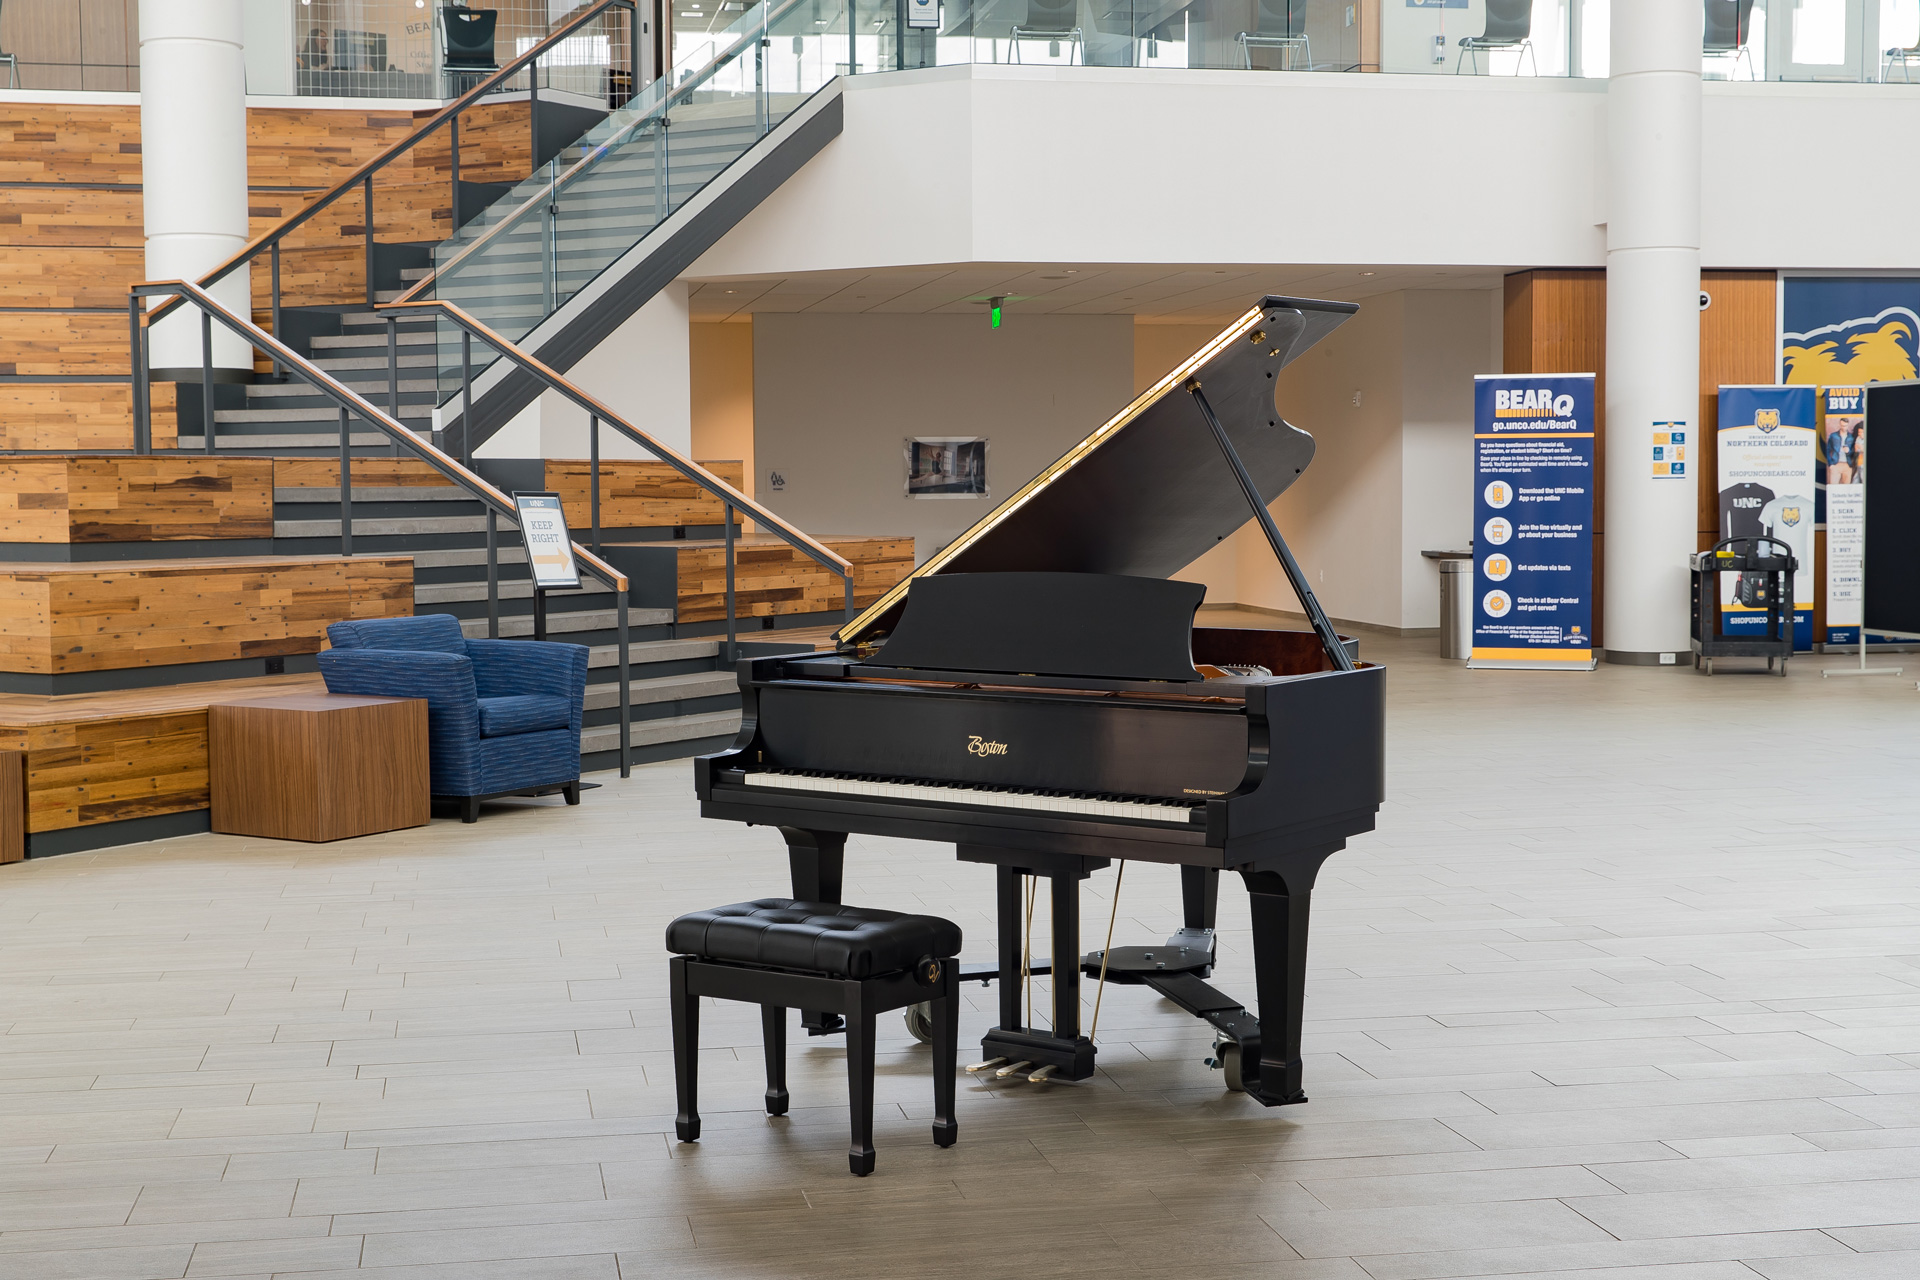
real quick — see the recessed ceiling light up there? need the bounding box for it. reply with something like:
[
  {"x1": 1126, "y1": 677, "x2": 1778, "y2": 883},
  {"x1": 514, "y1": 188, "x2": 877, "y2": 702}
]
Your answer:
[
  {"x1": 724, "y1": 289, "x2": 736, "y2": 294},
  {"x1": 1359, "y1": 271, "x2": 1376, "y2": 277}
]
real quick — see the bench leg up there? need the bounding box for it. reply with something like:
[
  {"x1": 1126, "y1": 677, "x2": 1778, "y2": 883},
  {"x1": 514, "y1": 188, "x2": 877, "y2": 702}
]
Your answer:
[
  {"x1": 845, "y1": 986, "x2": 876, "y2": 1176},
  {"x1": 761, "y1": 1004, "x2": 789, "y2": 1116},
  {"x1": 930, "y1": 979, "x2": 958, "y2": 1149},
  {"x1": 670, "y1": 956, "x2": 700, "y2": 1142}
]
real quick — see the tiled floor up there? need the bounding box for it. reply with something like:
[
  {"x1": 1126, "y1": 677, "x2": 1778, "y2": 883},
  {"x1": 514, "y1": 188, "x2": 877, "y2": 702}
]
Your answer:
[{"x1": 4, "y1": 630, "x2": 1920, "y2": 1279}]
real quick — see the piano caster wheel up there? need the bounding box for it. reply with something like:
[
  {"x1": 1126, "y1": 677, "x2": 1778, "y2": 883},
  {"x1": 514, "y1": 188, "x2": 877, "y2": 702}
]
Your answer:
[
  {"x1": 1206, "y1": 1039, "x2": 1245, "y2": 1093},
  {"x1": 903, "y1": 1002, "x2": 934, "y2": 1045}
]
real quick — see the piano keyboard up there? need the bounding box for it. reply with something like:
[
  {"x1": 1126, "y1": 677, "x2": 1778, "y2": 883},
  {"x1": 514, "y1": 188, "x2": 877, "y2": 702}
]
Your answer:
[{"x1": 742, "y1": 769, "x2": 1204, "y2": 825}]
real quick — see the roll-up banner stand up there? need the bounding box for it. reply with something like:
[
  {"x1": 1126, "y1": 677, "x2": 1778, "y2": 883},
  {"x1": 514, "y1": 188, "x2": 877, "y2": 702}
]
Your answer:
[
  {"x1": 1818, "y1": 385, "x2": 1877, "y2": 647},
  {"x1": 1716, "y1": 387, "x2": 1816, "y2": 650},
  {"x1": 1862, "y1": 381, "x2": 1920, "y2": 642},
  {"x1": 1467, "y1": 374, "x2": 1597, "y2": 671}
]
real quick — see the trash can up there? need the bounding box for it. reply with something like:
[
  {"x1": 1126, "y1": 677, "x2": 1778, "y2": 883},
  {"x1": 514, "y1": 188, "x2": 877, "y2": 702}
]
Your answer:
[{"x1": 1438, "y1": 558, "x2": 1472, "y2": 660}]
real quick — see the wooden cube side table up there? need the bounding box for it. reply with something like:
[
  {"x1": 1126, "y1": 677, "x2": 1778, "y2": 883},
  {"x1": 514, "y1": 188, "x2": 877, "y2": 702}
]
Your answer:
[{"x1": 209, "y1": 693, "x2": 428, "y2": 842}]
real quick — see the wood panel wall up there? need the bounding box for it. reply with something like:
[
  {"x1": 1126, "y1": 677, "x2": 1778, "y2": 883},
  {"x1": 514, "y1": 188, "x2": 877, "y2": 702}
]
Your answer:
[
  {"x1": 1503, "y1": 269, "x2": 1608, "y2": 644},
  {"x1": 1503, "y1": 268, "x2": 1783, "y2": 650},
  {"x1": 273, "y1": 457, "x2": 456, "y2": 489},
  {"x1": 0, "y1": 457, "x2": 274, "y2": 544},
  {"x1": 545, "y1": 460, "x2": 748, "y2": 529},
  {"x1": 0, "y1": 100, "x2": 532, "y2": 449},
  {"x1": 0, "y1": 556, "x2": 413, "y2": 675},
  {"x1": 674, "y1": 535, "x2": 913, "y2": 623}
]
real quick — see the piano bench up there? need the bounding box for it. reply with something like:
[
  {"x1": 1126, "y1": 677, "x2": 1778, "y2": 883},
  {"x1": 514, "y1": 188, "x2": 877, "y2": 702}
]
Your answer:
[{"x1": 665, "y1": 898, "x2": 963, "y2": 1177}]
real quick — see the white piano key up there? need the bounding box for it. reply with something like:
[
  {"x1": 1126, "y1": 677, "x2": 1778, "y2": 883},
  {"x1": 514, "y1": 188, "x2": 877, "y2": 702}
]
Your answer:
[{"x1": 740, "y1": 770, "x2": 1201, "y2": 826}]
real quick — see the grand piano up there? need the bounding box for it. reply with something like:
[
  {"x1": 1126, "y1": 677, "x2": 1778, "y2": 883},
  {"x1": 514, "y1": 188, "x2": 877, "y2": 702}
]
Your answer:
[{"x1": 695, "y1": 296, "x2": 1384, "y2": 1108}]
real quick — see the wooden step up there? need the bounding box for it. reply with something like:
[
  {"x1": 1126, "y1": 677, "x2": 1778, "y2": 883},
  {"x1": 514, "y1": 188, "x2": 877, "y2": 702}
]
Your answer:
[
  {"x1": 614, "y1": 534, "x2": 913, "y2": 624},
  {"x1": 0, "y1": 555, "x2": 413, "y2": 677},
  {"x1": 0, "y1": 671, "x2": 328, "y2": 840},
  {"x1": 545, "y1": 458, "x2": 746, "y2": 529},
  {"x1": 0, "y1": 382, "x2": 178, "y2": 452},
  {"x1": 0, "y1": 457, "x2": 273, "y2": 546}
]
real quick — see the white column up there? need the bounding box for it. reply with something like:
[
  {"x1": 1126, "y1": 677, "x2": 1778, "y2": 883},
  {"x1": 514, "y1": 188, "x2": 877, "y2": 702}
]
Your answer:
[
  {"x1": 1603, "y1": 0, "x2": 1702, "y2": 663},
  {"x1": 140, "y1": 0, "x2": 252, "y2": 375}
]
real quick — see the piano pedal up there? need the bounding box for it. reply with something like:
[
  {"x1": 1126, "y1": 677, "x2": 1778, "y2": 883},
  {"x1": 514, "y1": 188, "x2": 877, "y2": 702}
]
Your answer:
[
  {"x1": 994, "y1": 1060, "x2": 1035, "y2": 1080},
  {"x1": 1027, "y1": 1064, "x2": 1058, "y2": 1084},
  {"x1": 965, "y1": 1056, "x2": 1008, "y2": 1075}
]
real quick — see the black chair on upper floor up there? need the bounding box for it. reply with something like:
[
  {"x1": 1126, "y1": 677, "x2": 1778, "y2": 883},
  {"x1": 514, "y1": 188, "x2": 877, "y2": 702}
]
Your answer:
[
  {"x1": 442, "y1": 3, "x2": 501, "y2": 94},
  {"x1": 1704, "y1": 0, "x2": 1756, "y2": 80},
  {"x1": 1237, "y1": 0, "x2": 1310, "y2": 71},
  {"x1": 667, "y1": 897, "x2": 961, "y2": 1176},
  {"x1": 1456, "y1": 0, "x2": 1535, "y2": 76}
]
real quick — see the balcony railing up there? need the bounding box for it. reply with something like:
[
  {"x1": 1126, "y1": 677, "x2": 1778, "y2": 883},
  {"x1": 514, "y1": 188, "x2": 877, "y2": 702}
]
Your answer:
[{"x1": 8, "y1": 0, "x2": 1920, "y2": 92}]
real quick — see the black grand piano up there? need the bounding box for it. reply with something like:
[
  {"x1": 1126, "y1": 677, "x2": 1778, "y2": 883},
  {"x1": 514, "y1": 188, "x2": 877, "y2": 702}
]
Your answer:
[{"x1": 695, "y1": 297, "x2": 1384, "y2": 1108}]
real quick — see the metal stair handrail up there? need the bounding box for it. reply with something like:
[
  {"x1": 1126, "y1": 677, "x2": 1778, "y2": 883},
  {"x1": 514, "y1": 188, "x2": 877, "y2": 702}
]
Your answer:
[
  {"x1": 392, "y1": 0, "x2": 819, "y2": 308},
  {"x1": 144, "y1": 0, "x2": 642, "y2": 331},
  {"x1": 130, "y1": 277, "x2": 634, "y2": 779},
  {"x1": 383, "y1": 299, "x2": 856, "y2": 658}
]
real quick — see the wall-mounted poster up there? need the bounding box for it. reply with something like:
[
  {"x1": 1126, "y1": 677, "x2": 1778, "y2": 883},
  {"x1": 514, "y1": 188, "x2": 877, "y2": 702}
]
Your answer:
[
  {"x1": 905, "y1": 437, "x2": 988, "y2": 498},
  {"x1": 1781, "y1": 277, "x2": 1920, "y2": 386},
  {"x1": 1716, "y1": 386, "x2": 1817, "y2": 650}
]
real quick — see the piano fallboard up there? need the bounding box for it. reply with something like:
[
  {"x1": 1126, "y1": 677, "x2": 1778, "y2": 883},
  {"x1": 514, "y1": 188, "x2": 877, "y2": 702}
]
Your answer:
[{"x1": 750, "y1": 680, "x2": 1250, "y2": 802}]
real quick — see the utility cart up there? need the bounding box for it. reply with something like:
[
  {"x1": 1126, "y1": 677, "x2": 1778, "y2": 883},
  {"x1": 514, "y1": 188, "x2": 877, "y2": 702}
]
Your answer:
[{"x1": 1690, "y1": 535, "x2": 1797, "y2": 676}]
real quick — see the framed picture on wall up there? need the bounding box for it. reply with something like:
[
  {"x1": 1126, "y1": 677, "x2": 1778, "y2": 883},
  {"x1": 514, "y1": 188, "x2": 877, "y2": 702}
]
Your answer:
[{"x1": 904, "y1": 437, "x2": 989, "y2": 498}]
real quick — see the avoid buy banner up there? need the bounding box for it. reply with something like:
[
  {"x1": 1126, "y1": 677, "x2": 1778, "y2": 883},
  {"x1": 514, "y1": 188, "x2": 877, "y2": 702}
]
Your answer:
[
  {"x1": 1818, "y1": 385, "x2": 1878, "y2": 646},
  {"x1": 1717, "y1": 386, "x2": 1818, "y2": 650},
  {"x1": 1468, "y1": 374, "x2": 1596, "y2": 671}
]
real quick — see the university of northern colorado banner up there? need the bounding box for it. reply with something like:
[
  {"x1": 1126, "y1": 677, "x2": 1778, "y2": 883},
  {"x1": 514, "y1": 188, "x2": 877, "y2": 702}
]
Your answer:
[
  {"x1": 1716, "y1": 386, "x2": 1818, "y2": 650},
  {"x1": 1467, "y1": 374, "x2": 1597, "y2": 671}
]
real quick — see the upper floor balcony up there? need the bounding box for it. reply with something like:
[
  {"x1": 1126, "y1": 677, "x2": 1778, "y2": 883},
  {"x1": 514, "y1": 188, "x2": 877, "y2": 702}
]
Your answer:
[{"x1": 2, "y1": 0, "x2": 1917, "y2": 100}]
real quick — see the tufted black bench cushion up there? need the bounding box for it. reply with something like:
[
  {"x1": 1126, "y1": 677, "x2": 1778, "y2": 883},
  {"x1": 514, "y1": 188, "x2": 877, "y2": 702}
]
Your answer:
[{"x1": 666, "y1": 898, "x2": 962, "y2": 980}]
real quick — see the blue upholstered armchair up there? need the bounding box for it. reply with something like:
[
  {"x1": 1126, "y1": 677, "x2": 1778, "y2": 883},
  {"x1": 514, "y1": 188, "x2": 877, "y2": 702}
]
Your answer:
[{"x1": 318, "y1": 615, "x2": 588, "y2": 822}]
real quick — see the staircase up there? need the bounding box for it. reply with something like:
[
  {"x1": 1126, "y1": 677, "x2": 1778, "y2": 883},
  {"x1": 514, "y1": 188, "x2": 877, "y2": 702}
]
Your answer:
[{"x1": 269, "y1": 474, "x2": 808, "y2": 767}]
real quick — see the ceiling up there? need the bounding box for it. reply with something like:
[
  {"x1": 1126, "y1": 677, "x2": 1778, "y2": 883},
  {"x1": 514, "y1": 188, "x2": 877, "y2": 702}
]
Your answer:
[{"x1": 686, "y1": 263, "x2": 1511, "y2": 324}]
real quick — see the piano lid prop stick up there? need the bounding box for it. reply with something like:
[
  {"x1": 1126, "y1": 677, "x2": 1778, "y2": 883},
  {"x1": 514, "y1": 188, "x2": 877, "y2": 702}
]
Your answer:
[
  {"x1": 1187, "y1": 380, "x2": 1356, "y2": 674},
  {"x1": 1088, "y1": 861, "x2": 1127, "y2": 1043},
  {"x1": 1022, "y1": 874, "x2": 1036, "y2": 1033}
]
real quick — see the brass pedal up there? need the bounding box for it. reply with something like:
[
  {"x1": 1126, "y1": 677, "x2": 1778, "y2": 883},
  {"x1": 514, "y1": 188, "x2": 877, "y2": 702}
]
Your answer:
[
  {"x1": 965, "y1": 1056, "x2": 1008, "y2": 1075},
  {"x1": 1027, "y1": 1064, "x2": 1058, "y2": 1084},
  {"x1": 994, "y1": 1059, "x2": 1034, "y2": 1079}
]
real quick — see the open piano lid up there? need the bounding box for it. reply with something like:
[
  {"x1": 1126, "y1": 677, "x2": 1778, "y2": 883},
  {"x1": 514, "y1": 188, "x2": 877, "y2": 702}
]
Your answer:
[{"x1": 836, "y1": 296, "x2": 1359, "y2": 647}]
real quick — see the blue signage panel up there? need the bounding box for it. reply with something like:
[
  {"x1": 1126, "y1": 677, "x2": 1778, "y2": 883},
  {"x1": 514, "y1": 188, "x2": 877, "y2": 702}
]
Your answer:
[{"x1": 1467, "y1": 374, "x2": 1597, "y2": 671}]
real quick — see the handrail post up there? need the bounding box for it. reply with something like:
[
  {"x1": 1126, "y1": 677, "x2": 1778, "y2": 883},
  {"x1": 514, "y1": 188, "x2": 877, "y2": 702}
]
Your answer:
[
  {"x1": 450, "y1": 112, "x2": 462, "y2": 229},
  {"x1": 724, "y1": 500, "x2": 737, "y2": 663},
  {"x1": 460, "y1": 327, "x2": 474, "y2": 467},
  {"x1": 628, "y1": 0, "x2": 642, "y2": 98},
  {"x1": 128, "y1": 293, "x2": 148, "y2": 454},
  {"x1": 270, "y1": 241, "x2": 283, "y2": 380},
  {"x1": 363, "y1": 173, "x2": 376, "y2": 308},
  {"x1": 200, "y1": 307, "x2": 215, "y2": 455},
  {"x1": 386, "y1": 315, "x2": 400, "y2": 455},
  {"x1": 589, "y1": 414, "x2": 601, "y2": 556},
  {"x1": 844, "y1": 567, "x2": 854, "y2": 619},
  {"x1": 529, "y1": 56, "x2": 540, "y2": 168},
  {"x1": 339, "y1": 407, "x2": 354, "y2": 556},
  {"x1": 486, "y1": 507, "x2": 500, "y2": 638},
  {"x1": 617, "y1": 588, "x2": 631, "y2": 777},
  {"x1": 847, "y1": 0, "x2": 856, "y2": 74}
]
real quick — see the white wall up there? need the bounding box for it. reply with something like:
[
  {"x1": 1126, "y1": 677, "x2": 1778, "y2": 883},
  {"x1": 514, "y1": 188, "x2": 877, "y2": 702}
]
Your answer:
[
  {"x1": 1166, "y1": 288, "x2": 1493, "y2": 631},
  {"x1": 754, "y1": 313, "x2": 1133, "y2": 561},
  {"x1": 478, "y1": 285, "x2": 694, "y2": 460},
  {"x1": 241, "y1": 0, "x2": 294, "y2": 96},
  {"x1": 693, "y1": 64, "x2": 1920, "y2": 280}
]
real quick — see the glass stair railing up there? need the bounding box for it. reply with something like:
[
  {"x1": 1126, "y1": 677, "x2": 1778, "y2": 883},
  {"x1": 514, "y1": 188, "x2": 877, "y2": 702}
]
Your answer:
[{"x1": 403, "y1": 0, "x2": 833, "y2": 402}]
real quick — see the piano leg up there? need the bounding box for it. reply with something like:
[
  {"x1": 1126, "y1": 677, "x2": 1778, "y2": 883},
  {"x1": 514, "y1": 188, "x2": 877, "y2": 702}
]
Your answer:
[
  {"x1": 1239, "y1": 866, "x2": 1314, "y2": 1107},
  {"x1": 1178, "y1": 866, "x2": 1220, "y2": 976},
  {"x1": 995, "y1": 866, "x2": 1024, "y2": 1035},
  {"x1": 962, "y1": 846, "x2": 1105, "y2": 1081},
  {"x1": 782, "y1": 826, "x2": 847, "y2": 1035}
]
